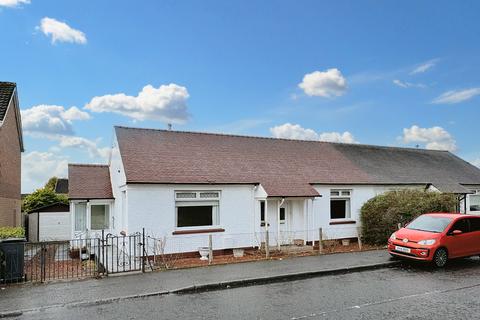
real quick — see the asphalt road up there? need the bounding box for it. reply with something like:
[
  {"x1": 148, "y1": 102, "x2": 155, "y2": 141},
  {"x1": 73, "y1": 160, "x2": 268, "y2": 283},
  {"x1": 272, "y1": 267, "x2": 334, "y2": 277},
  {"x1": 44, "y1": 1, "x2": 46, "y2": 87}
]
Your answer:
[{"x1": 12, "y1": 258, "x2": 480, "y2": 320}]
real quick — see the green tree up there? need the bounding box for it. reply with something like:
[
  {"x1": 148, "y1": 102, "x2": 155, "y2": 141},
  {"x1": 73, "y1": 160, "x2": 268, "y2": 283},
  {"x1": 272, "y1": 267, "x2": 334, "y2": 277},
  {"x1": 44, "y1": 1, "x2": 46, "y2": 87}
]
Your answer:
[
  {"x1": 22, "y1": 187, "x2": 68, "y2": 213},
  {"x1": 44, "y1": 177, "x2": 58, "y2": 191}
]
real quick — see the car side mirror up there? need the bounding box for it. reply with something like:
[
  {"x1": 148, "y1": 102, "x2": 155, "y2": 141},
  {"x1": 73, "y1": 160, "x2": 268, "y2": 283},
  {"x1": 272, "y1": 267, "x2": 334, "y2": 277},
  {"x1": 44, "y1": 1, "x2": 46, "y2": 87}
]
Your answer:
[{"x1": 452, "y1": 230, "x2": 463, "y2": 236}]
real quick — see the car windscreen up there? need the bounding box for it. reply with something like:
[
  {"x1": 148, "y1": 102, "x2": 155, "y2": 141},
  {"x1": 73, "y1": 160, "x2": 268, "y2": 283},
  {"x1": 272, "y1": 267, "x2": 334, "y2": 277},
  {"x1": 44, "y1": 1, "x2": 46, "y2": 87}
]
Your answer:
[{"x1": 406, "y1": 215, "x2": 453, "y2": 233}]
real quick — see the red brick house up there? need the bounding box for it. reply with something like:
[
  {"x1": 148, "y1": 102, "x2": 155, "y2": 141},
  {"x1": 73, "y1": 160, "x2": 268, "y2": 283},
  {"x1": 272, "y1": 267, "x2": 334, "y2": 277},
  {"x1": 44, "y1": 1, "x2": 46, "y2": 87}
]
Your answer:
[{"x1": 0, "y1": 82, "x2": 24, "y2": 227}]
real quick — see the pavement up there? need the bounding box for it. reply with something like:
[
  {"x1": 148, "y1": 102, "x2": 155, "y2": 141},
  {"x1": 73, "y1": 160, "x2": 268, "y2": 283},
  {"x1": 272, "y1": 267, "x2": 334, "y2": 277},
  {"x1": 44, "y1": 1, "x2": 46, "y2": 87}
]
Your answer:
[
  {"x1": 22, "y1": 256, "x2": 477, "y2": 320},
  {"x1": 0, "y1": 249, "x2": 396, "y2": 317}
]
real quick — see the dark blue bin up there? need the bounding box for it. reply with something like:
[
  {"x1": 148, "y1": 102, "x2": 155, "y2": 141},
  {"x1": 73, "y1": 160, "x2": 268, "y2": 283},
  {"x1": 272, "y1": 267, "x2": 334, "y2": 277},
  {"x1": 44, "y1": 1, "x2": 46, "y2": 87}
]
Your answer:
[{"x1": 0, "y1": 238, "x2": 26, "y2": 283}]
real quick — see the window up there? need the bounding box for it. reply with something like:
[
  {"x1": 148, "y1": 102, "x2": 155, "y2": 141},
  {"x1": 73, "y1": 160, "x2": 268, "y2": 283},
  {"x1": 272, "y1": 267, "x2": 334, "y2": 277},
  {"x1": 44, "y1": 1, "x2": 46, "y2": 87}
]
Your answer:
[
  {"x1": 449, "y1": 219, "x2": 469, "y2": 234},
  {"x1": 75, "y1": 202, "x2": 87, "y2": 231},
  {"x1": 279, "y1": 207, "x2": 286, "y2": 224},
  {"x1": 469, "y1": 192, "x2": 480, "y2": 212},
  {"x1": 175, "y1": 191, "x2": 220, "y2": 228},
  {"x1": 468, "y1": 218, "x2": 480, "y2": 232},
  {"x1": 260, "y1": 201, "x2": 265, "y2": 227},
  {"x1": 91, "y1": 204, "x2": 109, "y2": 230},
  {"x1": 330, "y1": 189, "x2": 351, "y2": 220}
]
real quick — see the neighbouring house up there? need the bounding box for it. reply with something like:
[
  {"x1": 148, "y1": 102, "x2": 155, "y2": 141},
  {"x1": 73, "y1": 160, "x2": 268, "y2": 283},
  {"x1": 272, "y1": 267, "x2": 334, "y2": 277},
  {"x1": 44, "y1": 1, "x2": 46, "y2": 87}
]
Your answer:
[
  {"x1": 0, "y1": 82, "x2": 24, "y2": 227},
  {"x1": 67, "y1": 126, "x2": 480, "y2": 254},
  {"x1": 27, "y1": 202, "x2": 71, "y2": 242}
]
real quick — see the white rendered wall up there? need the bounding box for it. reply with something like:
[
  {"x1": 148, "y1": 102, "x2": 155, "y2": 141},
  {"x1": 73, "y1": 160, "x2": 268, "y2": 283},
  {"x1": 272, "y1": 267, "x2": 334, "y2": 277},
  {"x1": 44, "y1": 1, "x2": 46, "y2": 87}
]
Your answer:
[{"x1": 126, "y1": 184, "x2": 257, "y2": 253}]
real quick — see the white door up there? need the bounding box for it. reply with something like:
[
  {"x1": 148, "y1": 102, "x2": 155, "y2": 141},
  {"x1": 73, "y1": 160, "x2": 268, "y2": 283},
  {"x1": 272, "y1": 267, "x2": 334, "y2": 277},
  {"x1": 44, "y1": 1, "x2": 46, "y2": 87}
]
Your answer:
[{"x1": 279, "y1": 203, "x2": 291, "y2": 245}]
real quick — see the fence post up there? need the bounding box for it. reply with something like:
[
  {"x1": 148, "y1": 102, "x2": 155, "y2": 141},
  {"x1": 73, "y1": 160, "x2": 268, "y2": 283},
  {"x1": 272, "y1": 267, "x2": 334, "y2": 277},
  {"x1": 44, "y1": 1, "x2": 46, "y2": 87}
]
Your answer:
[
  {"x1": 265, "y1": 230, "x2": 270, "y2": 259},
  {"x1": 208, "y1": 234, "x2": 213, "y2": 265},
  {"x1": 357, "y1": 227, "x2": 363, "y2": 251},
  {"x1": 142, "y1": 228, "x2": 146, "y2": 273},
  {"x1": 318, "y1": 228, "x2": 323, "y2": 253},
  {"x1": 40, "y1": 243, "x2": 46, "y2": 283}
]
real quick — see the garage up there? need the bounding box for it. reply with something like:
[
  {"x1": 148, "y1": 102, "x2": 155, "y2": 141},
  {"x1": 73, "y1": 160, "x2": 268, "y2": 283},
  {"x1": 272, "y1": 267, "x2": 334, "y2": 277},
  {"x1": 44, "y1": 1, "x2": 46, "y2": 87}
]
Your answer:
[{"x1": 27, "y1": 203, "x2": 71, "y2": 242}]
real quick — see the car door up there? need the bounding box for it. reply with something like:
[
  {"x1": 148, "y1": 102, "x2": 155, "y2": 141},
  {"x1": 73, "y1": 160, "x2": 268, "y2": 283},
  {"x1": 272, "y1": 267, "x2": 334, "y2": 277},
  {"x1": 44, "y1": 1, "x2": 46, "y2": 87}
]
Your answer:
[
  {"x1": 444, "y1": 218, "x2": 472, "y2": 258},
  {"x1": 467, "y1": 217, "x2": 480, "y2": 255}
]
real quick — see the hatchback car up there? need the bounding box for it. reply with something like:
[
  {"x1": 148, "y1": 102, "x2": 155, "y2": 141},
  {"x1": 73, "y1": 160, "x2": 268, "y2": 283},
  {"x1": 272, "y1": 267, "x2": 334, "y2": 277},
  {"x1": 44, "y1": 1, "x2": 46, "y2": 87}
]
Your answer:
[{"x1": 387, "y1": 213, "x2": 480, "y2": 267}]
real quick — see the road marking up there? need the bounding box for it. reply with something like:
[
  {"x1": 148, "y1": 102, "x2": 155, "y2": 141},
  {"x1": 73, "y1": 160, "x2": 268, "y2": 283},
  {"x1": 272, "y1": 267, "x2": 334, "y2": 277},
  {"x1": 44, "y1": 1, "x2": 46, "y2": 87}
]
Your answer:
[{"x1": 290, "y1": 282, "x2": 480, "y2": 319}]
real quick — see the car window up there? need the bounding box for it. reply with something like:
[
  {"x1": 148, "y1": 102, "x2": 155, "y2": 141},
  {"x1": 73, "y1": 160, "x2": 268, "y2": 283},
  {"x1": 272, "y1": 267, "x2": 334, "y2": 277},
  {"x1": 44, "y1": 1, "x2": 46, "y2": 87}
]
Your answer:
[
  {"x1": 449, "y1": 219, "x2": 470, "y2": 234},
  {"x1": 468, "y1": 218, "x2": 480, "y2": 232}
]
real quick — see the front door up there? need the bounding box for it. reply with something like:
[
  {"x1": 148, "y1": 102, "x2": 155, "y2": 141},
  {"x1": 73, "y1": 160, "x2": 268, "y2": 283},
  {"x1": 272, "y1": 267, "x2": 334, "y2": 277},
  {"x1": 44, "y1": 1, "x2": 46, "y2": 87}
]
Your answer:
[{"x1": 279, "y1": 203, "x2": 291, "y2": 245}]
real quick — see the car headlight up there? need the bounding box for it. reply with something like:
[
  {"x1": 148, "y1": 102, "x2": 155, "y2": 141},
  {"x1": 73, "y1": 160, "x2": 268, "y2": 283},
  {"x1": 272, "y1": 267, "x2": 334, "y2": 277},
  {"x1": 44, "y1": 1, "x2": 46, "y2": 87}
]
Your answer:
[
  {"x1": 389, "y1": 233, "x2": 396, "y2": 240},
  {"x1": 418, "y1": 239, "x2": 436, "y2": 245}
]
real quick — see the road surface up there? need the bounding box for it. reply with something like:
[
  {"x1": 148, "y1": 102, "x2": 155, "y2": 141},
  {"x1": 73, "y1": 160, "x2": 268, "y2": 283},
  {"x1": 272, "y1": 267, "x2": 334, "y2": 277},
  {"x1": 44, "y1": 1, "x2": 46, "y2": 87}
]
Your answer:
[{"x1": 12, "y1": 258, "x2": 480, "y2": 319}]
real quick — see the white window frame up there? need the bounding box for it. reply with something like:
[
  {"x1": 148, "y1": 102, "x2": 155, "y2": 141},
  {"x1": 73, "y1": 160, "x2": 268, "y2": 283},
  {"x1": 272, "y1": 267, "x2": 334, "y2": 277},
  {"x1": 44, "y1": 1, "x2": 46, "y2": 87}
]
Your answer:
[
  {"x1": 174, "y1": 191, "x2": 221, "y2": 230},
  {"x1": 469, "y1": 190, "x2": 480, "y2": 214},
  {"x1": 330, "y1": 189, "x2": 352, "y2": 221},
  {"x1": 72, "y1": 200, "x2": 112, "y2": 233}
]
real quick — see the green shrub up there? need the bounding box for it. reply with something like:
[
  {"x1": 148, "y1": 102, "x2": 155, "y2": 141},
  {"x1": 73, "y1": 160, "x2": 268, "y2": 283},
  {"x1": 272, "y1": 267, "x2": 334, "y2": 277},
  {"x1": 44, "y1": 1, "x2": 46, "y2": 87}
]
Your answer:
[
  {"x1": 360, "y1": 190, "x2": 457, "y2": 245},
  {"x1": 0, "y1": 227, "x2": 25, "y2": 239},
  {"x1": 22, "y1": 187, "x2": 68, "y2": 213}
]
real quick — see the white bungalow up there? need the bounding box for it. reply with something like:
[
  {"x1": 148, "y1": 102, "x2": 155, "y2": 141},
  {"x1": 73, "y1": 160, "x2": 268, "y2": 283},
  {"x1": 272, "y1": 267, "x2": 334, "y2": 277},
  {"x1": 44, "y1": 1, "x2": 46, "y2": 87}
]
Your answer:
[{"x1": 67, "y1": 126, "x2": 480, "y2": 254}]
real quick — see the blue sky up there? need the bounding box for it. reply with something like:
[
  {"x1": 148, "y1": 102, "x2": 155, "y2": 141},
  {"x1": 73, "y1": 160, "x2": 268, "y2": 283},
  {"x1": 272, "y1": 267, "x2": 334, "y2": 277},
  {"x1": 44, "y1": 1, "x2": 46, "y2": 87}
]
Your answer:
[{"x1": 1, "y1": 1, "x2": 480, "y2": 192}]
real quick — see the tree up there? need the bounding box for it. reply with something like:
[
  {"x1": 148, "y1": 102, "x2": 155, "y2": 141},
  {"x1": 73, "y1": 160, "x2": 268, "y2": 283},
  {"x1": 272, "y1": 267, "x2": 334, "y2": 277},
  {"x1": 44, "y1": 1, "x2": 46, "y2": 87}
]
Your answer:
[
  {"x1": 22, "y1": 187, "x2": 68, "y2": 213},
  {"x1": 44, "y1": 177, "x2": 58, "y2": 191}
]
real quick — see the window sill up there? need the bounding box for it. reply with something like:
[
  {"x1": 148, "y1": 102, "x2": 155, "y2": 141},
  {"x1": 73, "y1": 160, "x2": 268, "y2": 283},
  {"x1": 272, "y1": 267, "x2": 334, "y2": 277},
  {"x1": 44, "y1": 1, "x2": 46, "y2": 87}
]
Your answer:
[
  {"x1": 172, "y1": 228, "x2": 225, "y2": 235},
  {"x1": 329, "y1": 220, "x2": 356, "y2": 225}
]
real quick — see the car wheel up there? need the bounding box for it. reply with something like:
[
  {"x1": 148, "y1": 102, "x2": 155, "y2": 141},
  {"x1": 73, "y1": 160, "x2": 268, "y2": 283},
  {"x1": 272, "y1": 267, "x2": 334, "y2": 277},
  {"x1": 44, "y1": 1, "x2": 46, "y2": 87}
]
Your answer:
[{"x1": 433, "y1": 248, "x2": 448, "y2": 268}]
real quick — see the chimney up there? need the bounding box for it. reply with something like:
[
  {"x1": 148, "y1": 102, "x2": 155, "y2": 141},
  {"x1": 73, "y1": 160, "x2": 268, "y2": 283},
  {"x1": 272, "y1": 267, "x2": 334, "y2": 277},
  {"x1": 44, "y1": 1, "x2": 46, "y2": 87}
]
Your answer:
[{"x1": 167, "y1": 123, "x2": 172, "y2": 131}]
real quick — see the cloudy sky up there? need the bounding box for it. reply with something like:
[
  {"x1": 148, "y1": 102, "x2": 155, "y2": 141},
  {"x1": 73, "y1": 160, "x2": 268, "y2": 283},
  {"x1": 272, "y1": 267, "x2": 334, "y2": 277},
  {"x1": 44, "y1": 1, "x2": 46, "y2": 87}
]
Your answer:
[{"x1": 1, "y1": 1, "x2": 479, "y2": 192}]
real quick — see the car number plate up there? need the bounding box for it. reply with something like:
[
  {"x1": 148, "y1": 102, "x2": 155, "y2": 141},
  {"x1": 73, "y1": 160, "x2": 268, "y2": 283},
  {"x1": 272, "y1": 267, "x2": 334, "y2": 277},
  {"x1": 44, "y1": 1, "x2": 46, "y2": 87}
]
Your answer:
[{"x1": 395, "y1": 246, "x2": 411, "y2": 253}]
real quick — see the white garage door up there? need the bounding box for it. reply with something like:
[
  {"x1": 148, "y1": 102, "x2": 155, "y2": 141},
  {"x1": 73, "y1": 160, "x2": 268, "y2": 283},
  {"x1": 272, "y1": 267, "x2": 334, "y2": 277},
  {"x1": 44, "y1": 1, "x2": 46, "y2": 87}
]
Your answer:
[{"x1": 39, "y1": 212, "x2": 71, "y2": 241}]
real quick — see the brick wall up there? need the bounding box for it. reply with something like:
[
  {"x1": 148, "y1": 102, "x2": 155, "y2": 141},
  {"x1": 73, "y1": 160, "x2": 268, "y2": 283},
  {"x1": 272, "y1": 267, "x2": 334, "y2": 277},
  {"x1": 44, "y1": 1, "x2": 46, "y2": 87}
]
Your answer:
[{"x1": 0, "y1": 98, "x2": 22, "y2": 227}]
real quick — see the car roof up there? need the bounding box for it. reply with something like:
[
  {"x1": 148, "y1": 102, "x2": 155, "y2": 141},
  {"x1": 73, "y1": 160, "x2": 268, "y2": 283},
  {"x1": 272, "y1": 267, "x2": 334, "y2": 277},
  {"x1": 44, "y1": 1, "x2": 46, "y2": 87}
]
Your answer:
[{"x1": 423, "y1": 213, "x2": 477, "y2": 219}]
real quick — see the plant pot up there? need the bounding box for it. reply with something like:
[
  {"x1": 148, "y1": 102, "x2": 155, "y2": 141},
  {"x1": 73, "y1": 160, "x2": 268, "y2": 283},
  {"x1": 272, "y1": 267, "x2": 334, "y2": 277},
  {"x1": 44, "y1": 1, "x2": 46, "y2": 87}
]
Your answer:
[
  {"x1": 341, "y1": 239, "x2": 350, "y2": 246},
  {"x1": 233, "y1": 248, "x2": 244, "y2": 258},
  {"x1": 198, "y1": 247, "x2": 209, "y2": 261}
]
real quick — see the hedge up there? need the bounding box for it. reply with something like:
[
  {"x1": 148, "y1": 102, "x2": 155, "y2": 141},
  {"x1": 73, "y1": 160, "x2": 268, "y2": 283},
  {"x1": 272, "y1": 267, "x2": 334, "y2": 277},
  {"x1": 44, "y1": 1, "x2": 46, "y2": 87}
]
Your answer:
[
  {"x1": 360, "y1": 190, "x2": 457, "y2": 245},
  {"x1": 0, "y1": 227, "x2": 25, "y2": 240}
]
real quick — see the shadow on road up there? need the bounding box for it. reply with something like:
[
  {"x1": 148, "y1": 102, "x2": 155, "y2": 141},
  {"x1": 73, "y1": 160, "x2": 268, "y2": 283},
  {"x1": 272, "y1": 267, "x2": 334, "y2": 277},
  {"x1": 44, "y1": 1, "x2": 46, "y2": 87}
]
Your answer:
[{"x1": 393, "y1": 256, "x2": 480, "y2": 272}]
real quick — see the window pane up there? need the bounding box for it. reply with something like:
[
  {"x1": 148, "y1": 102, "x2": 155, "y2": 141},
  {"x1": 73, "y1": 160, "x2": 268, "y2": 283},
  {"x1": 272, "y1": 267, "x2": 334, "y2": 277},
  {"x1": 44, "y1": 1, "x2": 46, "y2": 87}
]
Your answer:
[
  {"x1": 75, "y1": 203, "x2": 86, "y2": 231},
  {"x1": 260, "y1": 201, "x2": 265, "y2": 225},
  {"x1": 331, "y1": 200, "x2": 347, "y2": 219},
  {"x1": 450, "y1": 219, "x2": 469, "y2": 233},
  {"x1": 200, "y1": 192, "x2": 219, "y2": 198},
  {"x1": 470, "y1": 195, "x2": 480, "y2": 212},
  {"x1": 176, "y1": 192, "x2": 196, "y2": 199},
  {"x1": 341, "y1": 191, "x2": 351, "y2": 196},
  {"x1": 330, "y1": 191, "x2": 340, "y2": 196},
  {"x1": 468, "y1": 218, "x2": 480, "y2": 232},
  {"x1": 279, "y1": 208, "x2": 286, "y2": 221},
  {"x1": 177, "y1": 206, "x2": 213, "y2": 227},
  {"x1": 91, "y1": 205, "x2": 109, "y2": 230}
]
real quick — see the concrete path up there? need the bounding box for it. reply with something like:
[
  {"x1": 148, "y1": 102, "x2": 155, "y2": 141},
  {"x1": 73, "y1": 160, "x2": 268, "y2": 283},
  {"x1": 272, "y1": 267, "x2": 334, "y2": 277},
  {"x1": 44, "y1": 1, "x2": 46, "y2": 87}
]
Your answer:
[{"x1": 0, "y1": 250, "x2": 395, "y2": 316}]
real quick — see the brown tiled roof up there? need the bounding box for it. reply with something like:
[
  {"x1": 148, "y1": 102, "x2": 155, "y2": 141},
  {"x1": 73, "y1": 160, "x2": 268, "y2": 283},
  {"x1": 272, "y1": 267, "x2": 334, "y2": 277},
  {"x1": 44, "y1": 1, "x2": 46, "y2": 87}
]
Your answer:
[
  {"x1": 54, "y1": 178, "x2": 69, "y2": 194},
  {"x1": 0, "y1": 82, "x2": 15, "y2": 122},
  {"x1": 115, "y1": 126, "x2": 480, "y2": 197},
  {"x1": 68, "y1": 164, "x2": 113, "y2": 199},
  {"x1": 115, "y1": 126, "x2": 372, "y2": 197}
]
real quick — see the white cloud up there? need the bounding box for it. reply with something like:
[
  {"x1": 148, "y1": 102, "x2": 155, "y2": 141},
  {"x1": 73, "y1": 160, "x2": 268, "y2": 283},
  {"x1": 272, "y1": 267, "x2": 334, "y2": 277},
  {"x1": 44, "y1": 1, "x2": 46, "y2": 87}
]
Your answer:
[
  {"x1": 298, "y1": 68, "x2": 347, "y2": 98},
  {"x1": 270, "y1": 123, "x2": 357, "y2": 143},
  {"x1": 402, "y1": 125, "x2": 456, "y2": 152},
  {"x1": 471, "y1": 158, "x2": 480, "y2": 168},
  {"x1": 21, "y1": 105, "x2": 90, "y2": 136},
  {"x1": 58, "y1": 136, "x2": 110, "y2": 159},
  {"x1": 410, "y1": 59, "x2": 439, "y2": 75},
  {"x1": 393, "y1": 79, "x2": 426, "y2": 89},
  {"x1": 0, "y1": 0, "x2": 29, "y2": 7},
  {"x1": 432, "y1": 88, "x2": 480, "y2": 104},
  {"x1": 85, "y1": 83, "x2": 190, "y2": 123},
  {"x1": 38, "y1": 17, "x2": 87, "y2": 44},
  {"x1": 22, "y1": 151, "x2": 68, "y2": 192}
]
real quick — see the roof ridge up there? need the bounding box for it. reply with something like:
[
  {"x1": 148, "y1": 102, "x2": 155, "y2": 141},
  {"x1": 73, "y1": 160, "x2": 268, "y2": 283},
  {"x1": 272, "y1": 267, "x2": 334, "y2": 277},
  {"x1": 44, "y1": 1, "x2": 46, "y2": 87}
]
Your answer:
[
  {"x1": 68, "y1": 163, "x2": 109, "y2": 167},
  {"x1": 114, "y1": 125, "x2": 450, "y2": 153}
]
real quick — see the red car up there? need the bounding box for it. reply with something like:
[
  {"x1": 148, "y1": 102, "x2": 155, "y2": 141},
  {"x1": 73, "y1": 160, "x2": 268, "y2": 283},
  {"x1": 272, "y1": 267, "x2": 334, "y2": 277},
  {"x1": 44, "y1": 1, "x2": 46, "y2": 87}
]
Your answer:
[{"x1": 387, "y1": 213, "x2": 480, "y2": 267}]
